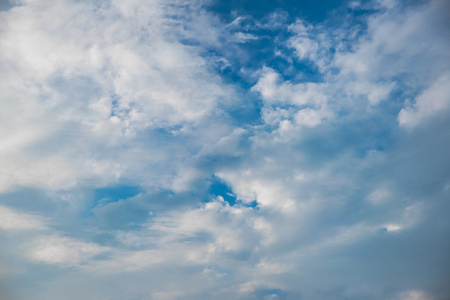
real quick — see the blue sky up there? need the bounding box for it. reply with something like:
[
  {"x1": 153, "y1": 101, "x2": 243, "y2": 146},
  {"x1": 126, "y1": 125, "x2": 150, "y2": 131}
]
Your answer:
[{"x1": 0, "y1": 0, "x2": 450, "y2": 299}]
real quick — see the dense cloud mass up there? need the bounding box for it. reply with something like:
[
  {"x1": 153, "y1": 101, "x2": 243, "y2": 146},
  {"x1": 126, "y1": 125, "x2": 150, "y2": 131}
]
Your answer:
[{"x1": 1, "y1": 0, "x2": 449, "y2": 299}]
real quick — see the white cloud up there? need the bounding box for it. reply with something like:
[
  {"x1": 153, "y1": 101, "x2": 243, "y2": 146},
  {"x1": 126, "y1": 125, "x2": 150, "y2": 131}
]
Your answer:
[
  {"x1": 397, "y1": 290, "x2": 432, "y2": 300},
  {"x1": 0, "y1": 0, "x2": 235, "y2": 192},
  {"x1": 367, "y1": 188, "x2": 391, "y2": 205},
  {"x1": 252, "y1": 67, "x2": 327, "y2": 107},
  {"x1": 0, "y1": 205, "x2": 46, "y2": 231},
  {"x1": 252, "y1": 0, "x2": 450, "y2": 131},
  {"x1": 383, "y1": 223, "x2": 402, "y2": 232},
  {"x1": 76, "y1": 197, "x2": 268, "y2": 277},
  {"x1": 28, "y1": 235, "x2": 109, "y2": 267},
  {"x1": 0, "y1": 0, "x2": 449, "y2": 299},
  {"x1": 288, "y1": 20, "x2": 320, "y2": 61},
  {"x1": 147, "y1": 197, "x2": 263, "y2": 256},
  {"x1": 294, "y1": 107, "x2": 332, "y2": 127},
  {"x1": 398, "y1": 74, "x2": 450, "y2": 128}
]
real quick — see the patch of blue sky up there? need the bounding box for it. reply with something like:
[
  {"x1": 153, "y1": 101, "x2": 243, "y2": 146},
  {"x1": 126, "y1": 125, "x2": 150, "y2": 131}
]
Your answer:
[
  {"x1": 208, "y1": 0, "x2": 348, "y2": 23},
  {"x1": 0, "y1": 187, "x2": 66, "y2": 217},
  {"x1": 209, "y1": 178, "x2": 236, "y2": 204},
  {"x1": 221, "y1": 98, "x2": 264, "y2": 126},
  {"x1": 88, "y1": 187, "x2": 160, "y2": 232},
  {"x1": 297, "y1": 115, "x2": 396, "y2": 163},
  {"x1": 253, "y1": 287, "x2": 287, "y2": 299},
  {"x1": 208, "y1": 176, "x2": 258, "y2": 207},
  {"x1": 93, "y1": 185, "x2": 142, "y2": 206},
  {"x1": 232, "y1": 41, "x2": 326, "y2": 84},
  {"x1": 189, "y1": 2, "x2": 347, "y2": 87}
]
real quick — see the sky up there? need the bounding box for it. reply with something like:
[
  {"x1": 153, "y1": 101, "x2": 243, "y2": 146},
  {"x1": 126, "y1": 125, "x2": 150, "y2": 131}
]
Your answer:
[{"x1": 0, "y1": 0, "x2": 450, "y2": 299}]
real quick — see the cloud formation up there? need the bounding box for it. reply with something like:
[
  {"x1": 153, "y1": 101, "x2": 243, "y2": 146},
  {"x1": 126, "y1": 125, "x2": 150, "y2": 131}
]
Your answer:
[{"x1": 1, "y1": 0, "x2": 449, "y2": 299}]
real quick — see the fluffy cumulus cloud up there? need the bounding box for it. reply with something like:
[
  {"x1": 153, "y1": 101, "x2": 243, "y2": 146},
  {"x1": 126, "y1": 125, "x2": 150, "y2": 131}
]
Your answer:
[{"x1": 1, "y1": 0, "x2": 449, "y2": 299}]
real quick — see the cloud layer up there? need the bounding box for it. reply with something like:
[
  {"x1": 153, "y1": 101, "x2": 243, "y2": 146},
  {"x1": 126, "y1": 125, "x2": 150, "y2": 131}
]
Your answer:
[{"x1": 1, "y1": 0, "x2": 449, "y2": 299}]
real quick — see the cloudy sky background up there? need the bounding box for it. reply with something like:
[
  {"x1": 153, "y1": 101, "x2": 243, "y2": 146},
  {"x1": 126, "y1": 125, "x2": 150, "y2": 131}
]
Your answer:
[{"x1": 1, "y1": 0, "x2": 450, "y2": 299}]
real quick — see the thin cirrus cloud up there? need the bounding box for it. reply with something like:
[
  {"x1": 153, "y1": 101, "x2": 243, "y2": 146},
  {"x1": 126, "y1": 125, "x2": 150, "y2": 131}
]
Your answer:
[{"x1": 0, "y1": 0, "x2": 449, "y2": 299}]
